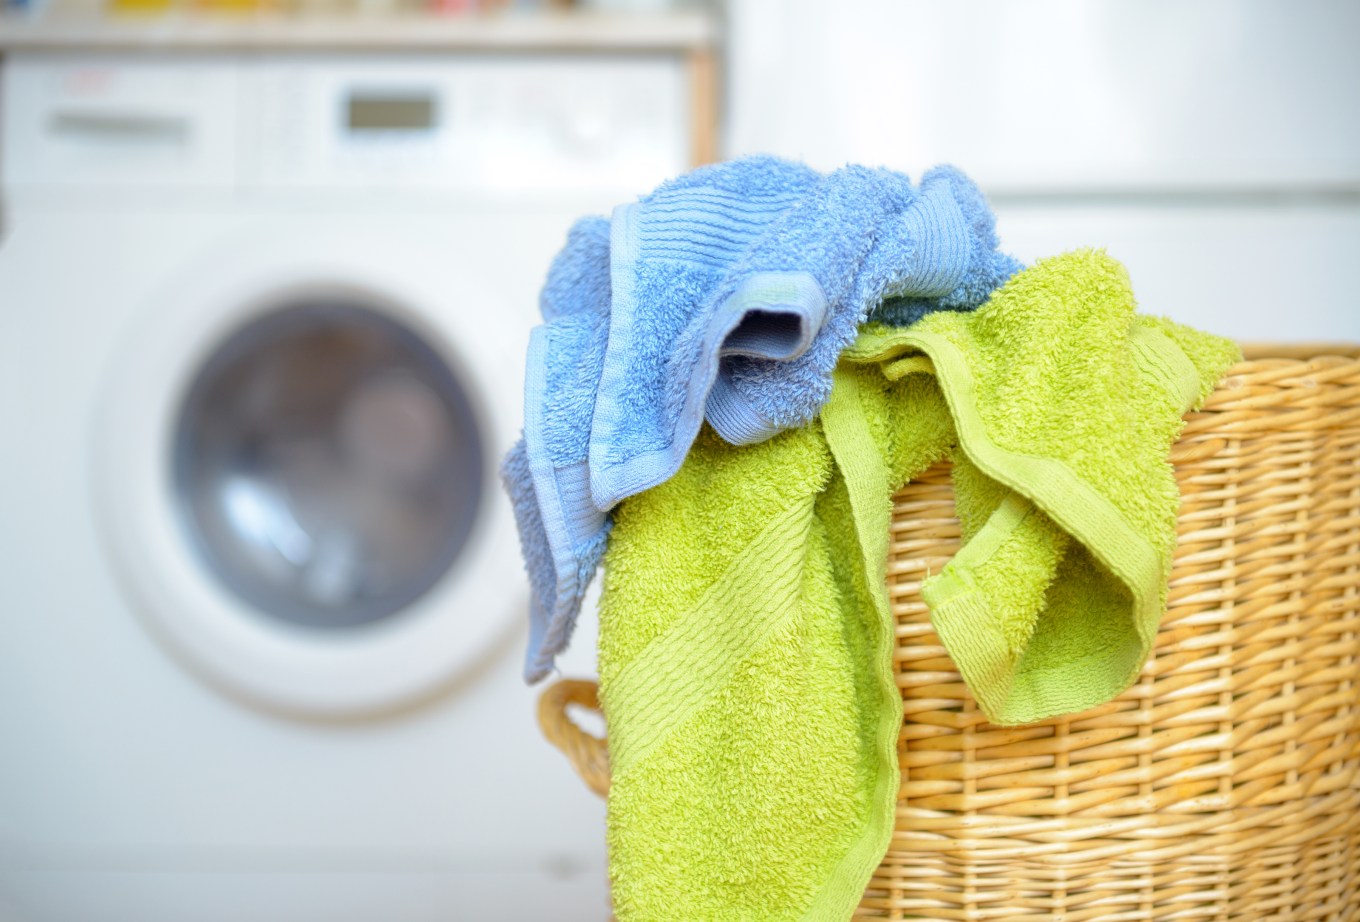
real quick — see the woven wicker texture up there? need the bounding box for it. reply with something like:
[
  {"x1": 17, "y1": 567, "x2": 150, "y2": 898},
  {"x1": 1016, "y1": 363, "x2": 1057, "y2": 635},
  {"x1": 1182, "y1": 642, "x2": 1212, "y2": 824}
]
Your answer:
[{"x1": 538, "y1": 347, "x2": 1360, "y2": 921}]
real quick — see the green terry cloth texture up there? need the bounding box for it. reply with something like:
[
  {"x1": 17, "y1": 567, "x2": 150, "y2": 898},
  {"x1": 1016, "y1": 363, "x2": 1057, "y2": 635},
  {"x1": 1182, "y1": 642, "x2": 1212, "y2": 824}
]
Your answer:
[{"x1": 596, "y1": 249, "x2": 1240, "y2": 921}]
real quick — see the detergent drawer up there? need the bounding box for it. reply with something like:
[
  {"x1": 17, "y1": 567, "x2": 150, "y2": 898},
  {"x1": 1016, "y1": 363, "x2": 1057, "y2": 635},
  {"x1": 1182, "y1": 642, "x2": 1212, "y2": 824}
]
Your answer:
[{"x1": 2, "y1": 52, "x2": 241, "y2": 192}]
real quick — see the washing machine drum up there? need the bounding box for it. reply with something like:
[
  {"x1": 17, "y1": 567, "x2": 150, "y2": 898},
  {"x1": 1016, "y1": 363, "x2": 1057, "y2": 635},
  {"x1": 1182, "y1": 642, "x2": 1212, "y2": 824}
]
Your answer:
[
  {"x1": 174, "y1": 302, "x2": 482, "y2": 631},
  {"x1": 95, "y1": 273, "x2": 522, "y2": 718}
]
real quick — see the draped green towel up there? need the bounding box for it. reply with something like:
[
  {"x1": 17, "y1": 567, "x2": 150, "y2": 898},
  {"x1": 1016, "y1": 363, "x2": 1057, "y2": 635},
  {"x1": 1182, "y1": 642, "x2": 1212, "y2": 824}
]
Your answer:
[{"x1": 597, "y1": 249, "x2": 1240, "y2": 921}]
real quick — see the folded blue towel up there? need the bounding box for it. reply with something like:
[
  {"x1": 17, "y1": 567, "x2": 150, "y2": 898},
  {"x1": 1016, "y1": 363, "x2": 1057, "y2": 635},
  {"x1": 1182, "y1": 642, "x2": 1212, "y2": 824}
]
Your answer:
[
  {"x1": 591, "y1": 159, "x2": 1020, "y2": 507},
  {"x1": 506, "y1": 156, "x2": 1021, "y2": 682}
]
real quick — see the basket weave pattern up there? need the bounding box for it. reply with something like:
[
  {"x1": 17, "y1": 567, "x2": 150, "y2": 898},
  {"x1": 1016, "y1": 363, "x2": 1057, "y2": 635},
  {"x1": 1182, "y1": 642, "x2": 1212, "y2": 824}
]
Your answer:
[{"x1": 539, "y1": 349, "x2": 1360, "y2": 921}]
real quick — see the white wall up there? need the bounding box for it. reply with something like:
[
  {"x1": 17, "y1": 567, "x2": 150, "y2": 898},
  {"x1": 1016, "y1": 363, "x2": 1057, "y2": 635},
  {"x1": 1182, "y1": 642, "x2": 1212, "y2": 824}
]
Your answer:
[{"x1": 726, "y1": 0, "x2": 1360, "y2": 342}]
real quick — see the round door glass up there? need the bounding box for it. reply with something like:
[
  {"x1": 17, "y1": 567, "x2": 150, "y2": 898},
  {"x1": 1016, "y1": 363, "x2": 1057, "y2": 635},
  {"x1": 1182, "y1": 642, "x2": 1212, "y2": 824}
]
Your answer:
[{"x1": 173, "y1": 300, "x2": 483, "y2": 629}]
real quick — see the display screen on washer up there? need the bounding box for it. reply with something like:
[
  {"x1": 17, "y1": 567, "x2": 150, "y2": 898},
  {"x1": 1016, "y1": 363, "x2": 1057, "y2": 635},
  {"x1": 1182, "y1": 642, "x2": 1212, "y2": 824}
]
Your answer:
[
  {"x1": 345, "y1": 92, "x2": 438, "y2": 133},
  {"x1": 173, "y1": 301, "x2": 482, "y2": 629}
]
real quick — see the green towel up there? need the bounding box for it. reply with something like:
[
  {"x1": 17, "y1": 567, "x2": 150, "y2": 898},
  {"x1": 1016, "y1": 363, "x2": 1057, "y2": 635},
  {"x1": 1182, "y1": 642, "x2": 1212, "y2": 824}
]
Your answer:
[{"x1": 597, "y1": 249, "x2": 1240, "y2": 921}]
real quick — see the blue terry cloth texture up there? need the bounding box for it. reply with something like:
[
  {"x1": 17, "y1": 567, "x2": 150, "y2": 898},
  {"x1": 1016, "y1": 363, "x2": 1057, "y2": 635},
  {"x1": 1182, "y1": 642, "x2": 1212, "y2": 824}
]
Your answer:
[
  {"x1": 503, "y1": 155, "x2": 1021, "y2": 683},
  {"x1": 503, "y1": 216, "x2": 614, "y2": 681}
]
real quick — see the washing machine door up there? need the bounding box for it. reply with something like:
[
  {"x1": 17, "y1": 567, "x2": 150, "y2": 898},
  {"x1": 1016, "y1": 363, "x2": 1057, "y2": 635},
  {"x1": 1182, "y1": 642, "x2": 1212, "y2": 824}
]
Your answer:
[{"x1": 93, "y1": 229, "x2": 526, "y2": 716}]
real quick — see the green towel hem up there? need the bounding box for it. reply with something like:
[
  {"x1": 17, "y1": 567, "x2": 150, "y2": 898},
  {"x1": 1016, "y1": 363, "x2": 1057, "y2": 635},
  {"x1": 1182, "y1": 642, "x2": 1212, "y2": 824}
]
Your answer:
[{"x1": 800, "y1": 373, "x2": 903, "y2": 922}]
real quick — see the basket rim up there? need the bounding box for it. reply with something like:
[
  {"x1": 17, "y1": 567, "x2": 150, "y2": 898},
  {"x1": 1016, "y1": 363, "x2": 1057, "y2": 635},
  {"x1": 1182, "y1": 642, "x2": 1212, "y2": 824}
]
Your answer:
[{"x1": 1239, "y1": 341, "x2": 1359, "y2": 360}]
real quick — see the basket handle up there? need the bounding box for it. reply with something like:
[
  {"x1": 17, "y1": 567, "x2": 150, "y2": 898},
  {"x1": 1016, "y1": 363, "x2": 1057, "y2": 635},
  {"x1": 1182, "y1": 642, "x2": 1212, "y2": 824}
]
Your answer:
[{"x1": 537, "y1": 678, "x2": 610, "y2": 799}]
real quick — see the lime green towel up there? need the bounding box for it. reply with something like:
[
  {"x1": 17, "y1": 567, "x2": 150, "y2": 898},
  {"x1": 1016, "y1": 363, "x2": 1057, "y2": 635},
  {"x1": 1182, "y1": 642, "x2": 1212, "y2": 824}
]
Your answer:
[
  {"x1": 597, "y1": 249, "x2": 1240, "y2": 921},
  {"x1": 846, "y1": 250, "x2": 1240, "y2": 723}
]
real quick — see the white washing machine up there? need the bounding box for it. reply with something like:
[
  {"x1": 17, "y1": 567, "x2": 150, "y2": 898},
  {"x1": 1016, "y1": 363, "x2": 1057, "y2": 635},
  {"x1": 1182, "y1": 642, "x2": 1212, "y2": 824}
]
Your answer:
[{"x1": 0, "y1": 51, "x2": 687, "y2": 922}]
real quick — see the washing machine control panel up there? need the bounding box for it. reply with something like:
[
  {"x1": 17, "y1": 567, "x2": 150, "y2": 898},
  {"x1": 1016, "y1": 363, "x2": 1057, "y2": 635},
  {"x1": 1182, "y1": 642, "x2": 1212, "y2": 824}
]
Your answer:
[
  {"x1": 244, "y1": 56, "x2": 688, "y2": 194},
  {"x1": 3, "y1": 52, "x2": 690, "y2": 198}
]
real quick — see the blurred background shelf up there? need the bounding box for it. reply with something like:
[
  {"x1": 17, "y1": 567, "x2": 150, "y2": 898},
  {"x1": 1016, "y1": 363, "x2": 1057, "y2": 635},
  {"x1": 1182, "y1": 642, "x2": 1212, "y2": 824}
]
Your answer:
[{"x1": 0, "y1": 9, "x2": 716, "y2": 51}]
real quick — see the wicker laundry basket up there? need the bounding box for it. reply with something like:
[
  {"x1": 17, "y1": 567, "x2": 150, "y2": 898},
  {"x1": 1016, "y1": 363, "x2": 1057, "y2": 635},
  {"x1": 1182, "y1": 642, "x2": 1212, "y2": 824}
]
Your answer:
[{"x1": 538, "y1": 344, "x2": 1360, "y2": 921}]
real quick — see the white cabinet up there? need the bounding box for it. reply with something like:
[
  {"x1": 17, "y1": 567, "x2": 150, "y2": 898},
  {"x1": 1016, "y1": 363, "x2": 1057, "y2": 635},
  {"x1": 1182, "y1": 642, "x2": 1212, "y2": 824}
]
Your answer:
[{"x1": 725, "y1": 0, "x2": 1360, "y2": 340}]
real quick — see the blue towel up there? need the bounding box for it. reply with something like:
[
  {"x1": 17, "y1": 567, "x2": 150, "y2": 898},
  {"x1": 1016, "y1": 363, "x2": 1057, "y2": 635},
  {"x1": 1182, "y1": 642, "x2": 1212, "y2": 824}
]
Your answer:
[
  {"x1": 591, "y1": 159, "x2": 1020, "y2": 507},
  {"x1": 506, "y1": 156, "x2": 1021, "y2": 682},
  {"x1": 502, "y1": 216, "x2": 614, "y2": 682}
]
